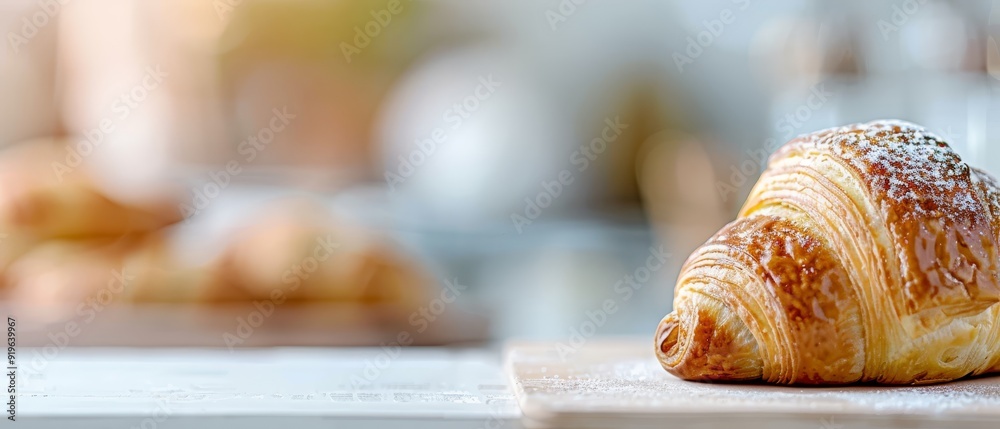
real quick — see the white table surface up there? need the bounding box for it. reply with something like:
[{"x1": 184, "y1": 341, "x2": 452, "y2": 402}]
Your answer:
[{"x1": 16, "y1": 346, "x2": 522, "y2": 429}]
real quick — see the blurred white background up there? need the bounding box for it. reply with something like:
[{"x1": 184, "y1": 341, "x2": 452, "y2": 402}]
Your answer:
[{"x1": 1, "y1": 0, "x2": 998, "y2": 344}]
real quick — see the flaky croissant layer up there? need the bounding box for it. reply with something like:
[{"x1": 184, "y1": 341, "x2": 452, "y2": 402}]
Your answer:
[{"x1": 656, "y1": 120, "x2": 1000, "y2": 385}]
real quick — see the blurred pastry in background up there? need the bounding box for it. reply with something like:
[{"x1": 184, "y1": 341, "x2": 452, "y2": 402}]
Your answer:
[
  {"x1": 2, "y1": 161, "x2": 432, "y2": 328},
  {"x1": 4, "y1": 234, "x2": 154, "y2": 323},
  {"x1": 0, "y1": 138, "x2": 182, "y2": 276},
  {"x1": 210, "y1": 200, "x2": 431, "y2": 312}
]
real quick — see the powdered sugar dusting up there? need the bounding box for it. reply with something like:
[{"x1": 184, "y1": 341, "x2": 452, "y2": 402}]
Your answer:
[
  {"x1": 801, "y1": 120, "x2": 978, "y2": 219},
  {"x1": 785, "y1": 120, "x2": 998, "y2": 323},
  {"x1": 509, "y1": 340, "x2": 1000, "y2": 422}
]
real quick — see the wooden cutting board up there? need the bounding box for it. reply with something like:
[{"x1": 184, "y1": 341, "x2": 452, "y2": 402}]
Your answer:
[{"x1": 505, "y1": 338, "x2": 1000, "y2": 429}]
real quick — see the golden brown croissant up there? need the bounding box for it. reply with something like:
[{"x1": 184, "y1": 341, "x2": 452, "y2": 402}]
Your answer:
[{"x1": 655, "y1": 120, "x2": 1000, "y2": 385}]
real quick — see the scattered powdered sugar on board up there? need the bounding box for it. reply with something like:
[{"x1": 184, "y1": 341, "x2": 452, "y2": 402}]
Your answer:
[
  {"x1": 519, "y1": 359, "x2": 1000, "y2": 412},
  {"x1": 508, "y1": 340, "x2": 1000, "y2": 420},
  {"x1": 799, "y1": 120, "x2": 980, "y2": 220}
]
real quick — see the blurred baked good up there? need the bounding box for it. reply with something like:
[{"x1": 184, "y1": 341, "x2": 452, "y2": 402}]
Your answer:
[
  {"x1": 0, "y1": 138, "x2": 182, "y2": 276},
  {"x1": 4, "y1": 193, "x2": 430, "y2": 325},
  {"x1": 210, "y1": 201, "x2": 430, "y2": 310},
  {"x1": 0, "y1": 139, "x2": 181, "y2": 238}
]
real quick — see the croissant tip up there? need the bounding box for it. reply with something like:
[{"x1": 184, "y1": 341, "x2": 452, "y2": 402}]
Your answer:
[
  {"x1": 655, "y1": 314, "x2": 680, "y2": 358},
  {"x1": 655, "y1": 304, "x2": 764, "y2": 382}
]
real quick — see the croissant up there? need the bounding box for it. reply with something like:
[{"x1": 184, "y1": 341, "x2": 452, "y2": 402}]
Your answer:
[{"x1": 655, "y1": 120, "x2": 1000, "y2": 385}]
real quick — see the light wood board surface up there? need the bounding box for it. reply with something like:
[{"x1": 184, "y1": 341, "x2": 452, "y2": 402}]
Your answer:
[{"x1": 505, "y1": 338, "x2": 1000, "y2": 429}]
